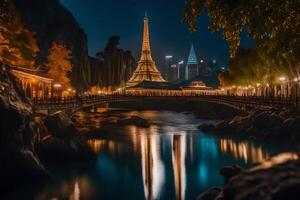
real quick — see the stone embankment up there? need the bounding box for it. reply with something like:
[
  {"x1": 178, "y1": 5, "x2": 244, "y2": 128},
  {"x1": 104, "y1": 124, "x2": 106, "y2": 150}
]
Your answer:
[
  {"x1": 199, "y1": 108, "x2": 300, "y2": 142},
  {"x1": 197, "y1": 153, "x2": 300, "y2": 200},
  {"x1": 198, "y1": 107, "x2": 300, "y2": 200}
]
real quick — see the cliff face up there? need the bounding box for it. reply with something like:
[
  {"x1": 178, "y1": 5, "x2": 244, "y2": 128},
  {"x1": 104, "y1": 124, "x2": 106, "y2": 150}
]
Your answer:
[
  {"x1": 13, "y1": 0, "x2": 90, "y2": 92},
  {"x1": 0, "y1": 69, "x2": 46, "y2": 194}
]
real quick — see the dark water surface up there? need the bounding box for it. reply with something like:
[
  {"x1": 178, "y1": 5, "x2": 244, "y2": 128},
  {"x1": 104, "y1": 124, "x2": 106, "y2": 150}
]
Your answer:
[{"x1": 7, "y1": 110, "x2": 296, "y2": 200}]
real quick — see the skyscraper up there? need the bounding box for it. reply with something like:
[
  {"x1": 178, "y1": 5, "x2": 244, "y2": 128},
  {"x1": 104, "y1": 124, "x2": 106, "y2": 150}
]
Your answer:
[{"x1": 185, "y1": 44, "x2": 198, "y2": 80}]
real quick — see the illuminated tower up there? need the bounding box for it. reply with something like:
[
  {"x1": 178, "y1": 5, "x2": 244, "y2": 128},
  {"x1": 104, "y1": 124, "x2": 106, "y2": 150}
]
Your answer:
[
  {"x1": 185, "y1": 44, "x2": 198, "y2": 80},
  {"x1": 127, "y1": 12, "x2": 166, "y2": 87}
]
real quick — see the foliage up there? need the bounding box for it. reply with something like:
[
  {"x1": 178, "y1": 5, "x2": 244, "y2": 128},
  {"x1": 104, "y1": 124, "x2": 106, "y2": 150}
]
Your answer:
[
  {"x1": 219, "y1": 47, "x2": 295, "y2": 86},
  {"x1": 0, "y1": 0, "x2": 39, "y2": 68},
  {"x1": 183, "y1": 0, "x2": 300, "y2": 62},
  {"x1": 91, "y1": 36, "x2": 136, "y2": 88},
  {"x1": 46, "y1": 42, "x2": 72, "y2": 89}
]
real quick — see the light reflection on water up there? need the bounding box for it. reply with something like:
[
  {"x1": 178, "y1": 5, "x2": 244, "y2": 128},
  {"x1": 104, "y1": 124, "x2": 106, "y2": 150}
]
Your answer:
[
  {"x1": 11, "y1": 110, "x2": 297, "y2": 200},
  {"x1": 219, "y1": 138, "x2": 270, "y2": 164}
]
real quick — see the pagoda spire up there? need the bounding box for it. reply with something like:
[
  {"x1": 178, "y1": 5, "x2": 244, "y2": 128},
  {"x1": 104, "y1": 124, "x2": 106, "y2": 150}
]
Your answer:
[{"x1": 126, "y1": 13, "x2": 166, "y2": 87}]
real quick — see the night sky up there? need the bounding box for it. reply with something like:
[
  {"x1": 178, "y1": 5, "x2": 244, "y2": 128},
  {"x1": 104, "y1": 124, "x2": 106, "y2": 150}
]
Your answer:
[{"x1": 60, "y1": 0, "x2": 253, "y2": 68}]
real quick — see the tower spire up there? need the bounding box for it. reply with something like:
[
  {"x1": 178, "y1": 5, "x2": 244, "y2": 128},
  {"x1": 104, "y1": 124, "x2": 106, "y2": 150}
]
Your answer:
[
  {"x1": 142, "y1": 12, "x2": 151, "y2": 53},
  {"x1": 145, "y1": 11, "x2": 147, "y2": 19}
]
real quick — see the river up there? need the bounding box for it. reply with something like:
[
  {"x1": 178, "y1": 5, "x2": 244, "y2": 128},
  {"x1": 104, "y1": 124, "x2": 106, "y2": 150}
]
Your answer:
[{"x1": 12, "y1": 109, "x2": 295, "y2": 200}]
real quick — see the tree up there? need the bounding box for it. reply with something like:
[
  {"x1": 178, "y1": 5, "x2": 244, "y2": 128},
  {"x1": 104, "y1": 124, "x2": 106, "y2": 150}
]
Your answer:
[
  {"x1": 218, "y1": 47, "x2": 294, "y2": 87},
  {"x1": 0, "y1": 0, "x2": 39, "y2": 68},
  {"x1": 92, "y1": 36, "x2": 136, "y2": 88},
  {"x1": 46, "y1": 42, "x2": 72, "y2": 89},
  {"x1": 183, "y1": 0, "x2": 300, "y2": 63}
]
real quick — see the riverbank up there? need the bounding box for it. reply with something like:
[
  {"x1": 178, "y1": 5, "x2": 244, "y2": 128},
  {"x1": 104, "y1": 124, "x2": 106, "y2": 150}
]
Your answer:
[
  {"x1": 198, "y1": 153, "x2": 300, "y2": 200},
  {"x1": 197, "y1": 107, "x2": 300, "y2": 200},
  {"x1": 0, "y1": 71, "x2": 96, "y2": 195},
  {"x1": 199, "y1": 107, "x2": 300, "y2": 144}
]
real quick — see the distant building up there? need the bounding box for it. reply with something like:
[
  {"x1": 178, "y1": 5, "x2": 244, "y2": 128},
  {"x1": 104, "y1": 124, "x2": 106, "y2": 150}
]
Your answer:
[
  {"x1": 168, "y1": 64, "x2": 178, "y2": 82},
  {"x1": 178, "y1": 62, "x2": 185, "y2": 81},
  {"x1": 198, "y1": 59, "x2": 211, "y2": 75},
  {"x1": 165, "y1": 55, "x2": 173, "y2": 81},
  {"x1": 185, "y1": 44, "x2": 198, "y2": 80},
  {"x1": 208, "y1": 59, "x2": 219, "y2": 71}
]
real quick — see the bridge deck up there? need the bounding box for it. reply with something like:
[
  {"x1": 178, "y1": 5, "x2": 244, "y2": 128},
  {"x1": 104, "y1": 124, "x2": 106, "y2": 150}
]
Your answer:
[{"x1": 33, "y1": 95, "x2": 296, "y2": 113}]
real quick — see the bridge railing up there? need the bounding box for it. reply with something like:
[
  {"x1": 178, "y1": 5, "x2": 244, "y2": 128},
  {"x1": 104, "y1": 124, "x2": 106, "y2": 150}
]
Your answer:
[{"x1": 33, "y1": 94, "x2": 296, "y2": 111}]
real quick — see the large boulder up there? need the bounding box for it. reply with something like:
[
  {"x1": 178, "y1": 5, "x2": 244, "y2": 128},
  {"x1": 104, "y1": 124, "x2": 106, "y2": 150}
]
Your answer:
[
  {"x1": 220, "y1": 165, "x2": 243, "y2": 183},
  {"x1": 223, "y1": 154, "x2": 300, "y2": 200},
  {"x1": 250, "y1": 110, "x2": 272, "y2": 130},
  {"x1": 40, "y1": 111, "x2": 96, "y2": 162},
  {"x1": 44, "y1": 111, "x2": 79, "y2": 139},
  {"x1": 197, "y1": 187, "x2": 223, "y2": 200},
  {"x1": 117, "y1": 116, "x2": 150, "y2": 128},
  {"x1": 215, "y1": 121, "x2": 234, "y2": 134},
  {"x1": 197, "y1": 153, "x2": 300, "y2": 200},
  {"x1": 38, "y1": 136, "x2": 96, "y2": 162}
]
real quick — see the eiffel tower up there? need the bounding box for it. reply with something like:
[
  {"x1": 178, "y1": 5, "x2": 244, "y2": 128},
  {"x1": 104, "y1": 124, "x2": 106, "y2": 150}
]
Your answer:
[{"x1": 127, "y1": 12, "x2": 166, "y2": 87}]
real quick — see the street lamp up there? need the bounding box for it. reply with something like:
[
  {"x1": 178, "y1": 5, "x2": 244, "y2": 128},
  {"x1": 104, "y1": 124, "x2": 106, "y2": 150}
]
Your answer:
[
  {"x1": 165, "y1": 55, "x2": 173, "y2": 80},
  {"x1": 279, "y1": 76, "x2": 286, "y2": 82},
  {"x1": 293, "y1": 77, "x2": 300, "y2": 107},
  {"x1": 53, "y1": 83, "x2": 62, "y2": 98},
  {"x1": 279, "y1": 76, "x2": 287, "y2": 97},
  {"x1": 177, "y1": 60, "x2": 184, "y2": 79},
  {"x1": 53, "y1": 83, "x2": 62, "y2": 89}
]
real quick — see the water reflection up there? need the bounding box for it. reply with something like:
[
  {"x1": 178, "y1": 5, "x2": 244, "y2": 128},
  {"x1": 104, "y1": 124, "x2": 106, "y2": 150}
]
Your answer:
[
  {"x1": 171, "y1": 134, "x2": 186, "y2": 200},
  {"x1": 220, "y1": 138, "x2": 270, "y2": 163},
  {"x1": 141, "y1": 134, "x2": 165, "y2": 200},
  {"x1": 85, "y1": 112, "x2": 293, "y2": 200},
  {"x1": 251, "y1": 152, "x2": 298, "y2": 171},
  {"x1": 87, "y1": 139, "x2": 121, "y2": 154},
  {"x1": 69, "y1": 180, "x2": 80, "y2": 200},
  {"x1": 17, "y1": 110, "x2": 296, "y2": 200}
]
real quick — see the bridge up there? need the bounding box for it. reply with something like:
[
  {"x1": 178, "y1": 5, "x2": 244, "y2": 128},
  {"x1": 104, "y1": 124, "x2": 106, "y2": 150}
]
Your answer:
[{"x1": 33, "y1": 94, "x2": 296, "y2": 115}]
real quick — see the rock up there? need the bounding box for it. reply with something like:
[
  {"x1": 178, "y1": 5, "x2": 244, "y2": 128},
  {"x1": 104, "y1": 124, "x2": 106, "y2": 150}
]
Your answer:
[
  {"x1": 198, "y1": 154, "x2": 300, "y2": 200},
  {"x1": 212, "y1": 106, "x2": 300, "y2": 143},
  {"x1": 44, "y1": 111, "x2": 79, "y2": 140},
  {"x1": 0, "y1": 71, "x2": 46, "y2": 193},
  {"x1": 271, "y1": 179, "x2": 300, "y2": 200},
  {"x1": 267, "y1": 113, "x2": 283, "y2": 128},
  {"x1": 117, "y1": 116, "x2": 150, "y2": 128},
  {"x1": 251, "y1": 110, "x2": 272, "y2": 130},
  {"x1": 37, "y1": 136, "x2": 96, "y2": 162},
  {"x1": 222, "y1": 155, "x2": 300, "y2": 200},
  {"x1": 215, "y1": 121, "x2": 234, "y2": 134},
  {"x1": 41, "y1": 111, "x2": 96, "y2": 162},
  {"x1": 198, "y1": 123, "x2": 216, "y2": 132},
  {"x1": 220, "y1": 165, "x2": 243, "y2": 183},
  {"x1": 197, "y1": 187, "x2": 223, "y2": 200},
  {"x1": 278, "y1": 110, "x2": 290, "y2": 118}
]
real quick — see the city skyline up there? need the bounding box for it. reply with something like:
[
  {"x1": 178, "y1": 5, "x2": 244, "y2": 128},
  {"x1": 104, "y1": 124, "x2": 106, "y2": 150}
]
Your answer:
[{"x1": 60, "y1": 0, "x2": 254, "y2": 68}]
